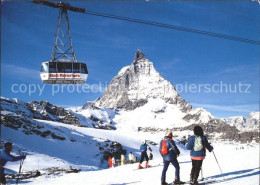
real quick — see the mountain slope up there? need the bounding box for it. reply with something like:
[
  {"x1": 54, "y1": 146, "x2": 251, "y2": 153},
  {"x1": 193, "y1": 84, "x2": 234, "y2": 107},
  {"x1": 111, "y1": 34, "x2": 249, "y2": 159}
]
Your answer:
[
  {"x1": 92, "y1": 50, "x2": 253, "y2": 141},
  {"x1": 1, "y1": 97, "x2": 80, "y2": 126}
]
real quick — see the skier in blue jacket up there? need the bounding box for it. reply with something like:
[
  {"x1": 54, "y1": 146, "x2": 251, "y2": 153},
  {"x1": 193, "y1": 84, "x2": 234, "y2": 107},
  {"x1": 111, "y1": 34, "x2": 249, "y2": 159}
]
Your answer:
[
  {"x1": 186, "y1": 126, "x2": 213, "y2": 185},
  {"x1": 0, "y1": 142, "x2": 26, "y2": 184},
  {"x1": 159, "y1": 131, "x2": 184, "y2": 185},
  {"x1": 138, "y1": 140, "x2": 152, "y2": 169}
]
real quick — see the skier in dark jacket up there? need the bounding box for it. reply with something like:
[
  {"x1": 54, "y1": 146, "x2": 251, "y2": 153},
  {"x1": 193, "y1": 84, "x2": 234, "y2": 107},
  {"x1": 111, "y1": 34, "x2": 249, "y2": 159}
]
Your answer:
[
  {"x1": 186, "y1": 126, "x2": 213, "y2": 185},
  {"x1": 159, "y1": 131, "x2": 184, "y2": 185},
  {"x1": 138, "y1": 140, "x2": 152, "y2": 169},
  {"x1": 0, "y1": 142, "x2": 26, "y2": 184}
]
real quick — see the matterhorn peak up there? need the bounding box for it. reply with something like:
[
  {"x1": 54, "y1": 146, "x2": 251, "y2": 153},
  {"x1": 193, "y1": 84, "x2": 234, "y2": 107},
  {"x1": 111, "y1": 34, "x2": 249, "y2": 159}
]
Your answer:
[
  {"x1": 95, "y1": 51, "x2": 192, "y2": 111},
  {"x1": 134, "y1": 49, "x2": 146, "y2": 62}
]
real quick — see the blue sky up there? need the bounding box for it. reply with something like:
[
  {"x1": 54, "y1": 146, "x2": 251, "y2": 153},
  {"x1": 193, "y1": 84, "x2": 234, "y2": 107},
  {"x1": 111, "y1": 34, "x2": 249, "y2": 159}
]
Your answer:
[{"x1": 1, "y1": 1, "x2": 259, "y2": 118}]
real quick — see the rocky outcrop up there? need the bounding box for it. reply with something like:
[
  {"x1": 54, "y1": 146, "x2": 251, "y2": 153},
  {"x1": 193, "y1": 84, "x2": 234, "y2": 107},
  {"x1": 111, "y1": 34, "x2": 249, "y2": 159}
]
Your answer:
[
  {"x1": 97, "y1": 138, "x2": 126, "y2": 168},
  {"x1": 221, "y1": 112, "x2": 259, "y2": 131},
  {"x1": 182, "y1": 123, "x2": 259, "y2": 143},
  {"x1": 2, "y1": 114, "x2": 66, "y2": 141},
  {"x1": 28, "y1": 101, "x2": 80, "y2": 126},
  {"x1": 1, "y1": 97, "x2": 80, "y2": 126},
  {"x1": 95, "y1": 50, "x2": 192, "y2": 111}
]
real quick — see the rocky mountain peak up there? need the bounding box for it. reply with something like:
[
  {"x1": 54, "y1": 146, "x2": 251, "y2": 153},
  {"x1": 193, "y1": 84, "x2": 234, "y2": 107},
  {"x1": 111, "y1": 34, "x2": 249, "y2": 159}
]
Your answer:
[
  {"x1": 95, "y1": 50, "x2": 192, "y2": 111},
  {"x1": 134, "y1": 49, "x2": 146, "y2": 62}
]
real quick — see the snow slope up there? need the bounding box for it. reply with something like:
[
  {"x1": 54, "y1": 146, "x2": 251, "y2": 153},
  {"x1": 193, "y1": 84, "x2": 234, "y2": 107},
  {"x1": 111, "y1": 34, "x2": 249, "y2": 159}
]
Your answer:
[
  {"x1": 2, "y1": 118, "x2": 171, "y2": 172},
  {"x1": 18, "y1": 142, "x2": 260, "y2": 185},
  {"x1": 113, "y1": 98, "x2": 189, "y2": 130},
  {"x1": 2, "y1": 117, "x2": 259, "y2": 185}
]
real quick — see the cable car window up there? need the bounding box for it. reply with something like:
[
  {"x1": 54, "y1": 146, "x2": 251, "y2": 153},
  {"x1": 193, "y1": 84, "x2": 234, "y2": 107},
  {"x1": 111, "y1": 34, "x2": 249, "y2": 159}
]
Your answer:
[
  {"x1": 41, "y1": 63, "x2": 48, "y2": 72},
  {"x1": 81, "y1": 63, "x2": 88, "y2": 74},
  {"x1": 49, "y1": 62, "x2": 56, "y2": 73},
  {"x1": 57, "y1": 63, "x2": 64, "y2": 73},
  {"x1": 73, "y1": 63, "x2": 80, "y2": 73},
  {"x1": 65, "y1": 63, "x2": 72, "y2": 73}
]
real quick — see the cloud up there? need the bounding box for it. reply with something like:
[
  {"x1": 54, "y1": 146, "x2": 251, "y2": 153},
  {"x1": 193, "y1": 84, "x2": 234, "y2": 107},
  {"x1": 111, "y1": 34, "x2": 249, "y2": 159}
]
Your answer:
[
  {"x1": 215, "y1": 64, "x2": 259, "y2": 76},
  {"x1": 157, "y1": 58, "x2": 182, "y2": 71},
  {"x1": 191, "y1": 103, "x2": 259, "y2": 113},
  {"x1": 1, "y1": 63, "x2": 40, "y2": 80}
]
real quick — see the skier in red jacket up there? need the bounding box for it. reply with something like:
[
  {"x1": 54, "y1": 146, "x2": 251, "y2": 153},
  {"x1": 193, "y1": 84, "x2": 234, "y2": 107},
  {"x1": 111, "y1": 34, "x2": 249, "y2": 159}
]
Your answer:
[{"x1": 108, "y1": 156, "x2": 113, "y2": 168}]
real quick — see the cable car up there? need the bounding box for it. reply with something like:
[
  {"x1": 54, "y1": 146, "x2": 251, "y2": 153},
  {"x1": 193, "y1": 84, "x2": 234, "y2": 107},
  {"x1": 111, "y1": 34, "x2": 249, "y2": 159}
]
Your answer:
[
  {"x1": 40, "y1": 62, "x2": 88, "y2": 84},
  {"x1": 35, "y1": 1, "x2": 88, "y2": 84}
]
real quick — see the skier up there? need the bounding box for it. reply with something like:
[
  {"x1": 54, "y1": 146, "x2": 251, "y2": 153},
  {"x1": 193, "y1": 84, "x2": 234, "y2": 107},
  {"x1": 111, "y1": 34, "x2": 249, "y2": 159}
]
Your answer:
[
  {"x1": 121, "y1": 154, "x2": 125, "y2": 165},
  {"x1": 112, "y1": 156, "x2": 115, "y2": 167},
  {"x1": 0, "y1": 142, "x2": 26, "y2": 185},
  {"x1": 159, "y1": 131, "x2": 184, "y2": 185},
  {"x1": 108, "y1": 156, "x2": 113, "y2": 168},
  {"x1": 186, "y1": 126, "x2": 213, "y2": 185},
  {"x1": 138, "y1": 140, "x2": 152, "y2": 169},
  {"x1": 128, "y1": 152, "x2": 135, "y2": 164}
]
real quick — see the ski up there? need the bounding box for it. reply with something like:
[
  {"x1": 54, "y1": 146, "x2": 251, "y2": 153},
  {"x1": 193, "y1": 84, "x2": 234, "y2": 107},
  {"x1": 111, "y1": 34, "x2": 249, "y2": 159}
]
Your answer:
[
  {"x1": 6, "y1": 170, "x2": 41, "y2": 180},
  {"x1": 194, "y1": 179, "x2": 216, "y2": 185},
  {"x1": 167, "y1": 182, "x2": 187, "y2": 185},
  {"x1": 134, "y1": 164, "x2": 161, "y2": 171},
  {"x1": 6, "y1": 167, "x2": 81, "y2": 180},
  {"x1": 168, "y1": 179, "x2": 216, "y2": 185}
]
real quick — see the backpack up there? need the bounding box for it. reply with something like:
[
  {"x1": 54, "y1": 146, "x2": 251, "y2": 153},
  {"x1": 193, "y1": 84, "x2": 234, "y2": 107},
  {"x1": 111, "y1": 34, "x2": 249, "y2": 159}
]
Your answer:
[
  {"x1": 161, "y1": 140, "x2": 168, "y2": 155},
  {"x1": 194, "y1": 136, "x2": 204, "y2": 151}
]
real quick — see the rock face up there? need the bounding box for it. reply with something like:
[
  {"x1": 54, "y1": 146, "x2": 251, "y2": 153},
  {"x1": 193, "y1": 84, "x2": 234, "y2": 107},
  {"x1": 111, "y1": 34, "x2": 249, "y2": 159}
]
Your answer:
[
  {"x1": 221, "y1": 116, "x2": 245, "y2": 131},
  {"x1": 221, "y1": 112, "x2": 259, "y2": 131},
  {"x1": 1, "y1": 98, "x2": 72, "y2": 141},
  {"x1": 95, "y1": 50, "x2": 192, "y2": 111},
  {"x1": 1, "y1": 97, "x2": 80, "y2": 126},
  {"x1": 245, "y1": 112, "x2": 259, "y2": 131}
]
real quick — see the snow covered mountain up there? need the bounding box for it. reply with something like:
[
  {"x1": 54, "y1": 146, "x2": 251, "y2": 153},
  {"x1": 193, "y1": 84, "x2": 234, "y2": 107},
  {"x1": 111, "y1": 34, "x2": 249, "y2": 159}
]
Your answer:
[
  {"x1": 1, "y1": 97, "x2": 116, "y2": 130},
  {"x1": 95, "y1": 50, "x2": 192, "y2": 112},
  {"x1": 221, "y1": 112, "x2": 259, "y2": 131},
  {"x1": 92, "y1": 50, "x2": 244, "y2": 139}
]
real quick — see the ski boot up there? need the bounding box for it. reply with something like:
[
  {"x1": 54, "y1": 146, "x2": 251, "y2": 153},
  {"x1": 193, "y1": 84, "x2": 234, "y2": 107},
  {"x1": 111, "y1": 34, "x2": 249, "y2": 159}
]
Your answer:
[
  {"x1": 190, "y1": 175, "x2": 194, "y2": 185},
  {"x1": 191, "y1": 180, "x2": 198, "y2": 185},
  {"x1": 192, "y1": 176, "x2": 199, "y2": 185},
  {"x1": 161, "y1": 182, "x2": 169, "y2": 185},
  {"x1": 161, "y1": 182, "x2": 168, "y2": 185},
  {"x1": 145, "y1": 162, "x2": 151, "y2": 168},
  {"x1": 174, "y1": 180, "x2": 185, "y2": 184},
  {"x1": 138, "y1": 163, "x2": 143, "y2": 169}
]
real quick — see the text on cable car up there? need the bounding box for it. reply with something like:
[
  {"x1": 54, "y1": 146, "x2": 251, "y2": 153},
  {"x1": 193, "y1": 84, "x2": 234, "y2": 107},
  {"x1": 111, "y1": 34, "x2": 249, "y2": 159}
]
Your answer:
[{"x1": 49, "y1": 74, "x2": 81, "y2": 78}]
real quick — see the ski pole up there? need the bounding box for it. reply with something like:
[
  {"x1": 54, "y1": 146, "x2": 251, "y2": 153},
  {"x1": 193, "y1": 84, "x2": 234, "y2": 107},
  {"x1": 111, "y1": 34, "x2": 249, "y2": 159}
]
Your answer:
[
  {"x1": 16, "y1": 158, "x2": 24, "y2": 185},
  {"x1": 200, "y1": 166, "x2": 204, "y2": 181},
  {"x1": 213, "y1": 151, "x2": 226, "y2": 182}
]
